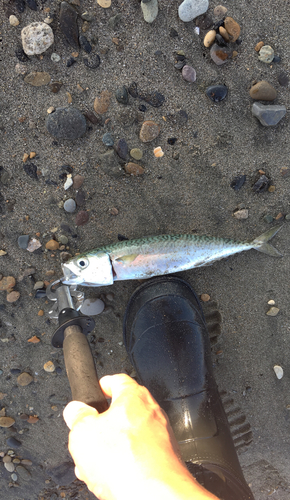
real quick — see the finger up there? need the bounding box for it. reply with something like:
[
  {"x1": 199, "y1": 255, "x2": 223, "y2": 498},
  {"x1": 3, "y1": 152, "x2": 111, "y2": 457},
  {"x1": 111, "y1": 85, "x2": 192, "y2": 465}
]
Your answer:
[
  {"x1": 63, "y1": 401, "x2": 98, "y2": 430},
  {"x1": 100, "y1": 374, "x2": 139, "y2": 402},
  {"x1": 75, "y1": 466, "x2": 82, "y2": 480}
]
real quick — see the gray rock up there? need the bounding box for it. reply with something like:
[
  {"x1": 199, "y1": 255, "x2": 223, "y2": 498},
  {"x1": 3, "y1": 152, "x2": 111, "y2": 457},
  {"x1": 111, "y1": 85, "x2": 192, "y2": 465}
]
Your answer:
[
  {"x1": 46, "y1": 107, "x2": 86, "y2": 140},
  {"x1": 252, "y1": 102, "x2": 286, "y2": 126},
  {"x1": 115, "y1": 139, "x2": 128, "y2": 160},
  {"x1": 59, "y1": 2, "x2": 79, "y2": 49},
  {"x1": 21, "y1": 22, "x2": 54, "y2": 55},
  {"x1": 16, "y1": 465, "x2": 31, "y2": 480},
  {"x1": 11, "y1": 473, "x2": 17, "y2": 481},
  {"x1": 6, "y1": 437, "x2": 22, "y2": 448},
  {"x1": 4, "y1": 462, "x2": 15, "y2": 472},
  {"x1": 64, "y1": 199, "x2": 76, "y2": 213},
  {"x1": 115, "y1": 86, "x2": 129, "y2": 105},
  {"x1": 178, "y1": 0, "x2": 208, "y2": 22},
  {"x1": 46, "y1": 462, "x2": 76, "y2": 486},
  {"x1": 102, "y1": 133, "x2": 114, "y2": 146},
  {"x1": 141, "y1": 0, "x2": 158, "y2": 23},
  {"x1": 18, "y1": 235, "x2": 30, "y2": 249}
]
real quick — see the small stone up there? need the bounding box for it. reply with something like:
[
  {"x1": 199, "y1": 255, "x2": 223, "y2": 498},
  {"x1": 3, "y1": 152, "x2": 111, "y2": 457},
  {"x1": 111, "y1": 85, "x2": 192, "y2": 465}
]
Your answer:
[
  {"x1": 268, "y1": 185, "x2": 275, "y2": 193},
  {"x1": 273, "y1": 55, "x2": 281, "y2": 63},
  {"x1": 115, "y1": 139, "x2": 128, "y2": 160},
  {"x1": 59, "y1": 2, "x2": 79, "y2": 49},
  {"x1": 258, "y1": 45, "x2": 274, "y2": 63},
  {"x1": 66, "y1": 56, "x2": 77, "y2": 67},
  {"x1": 268, "y1": 299, "x2": 275, "y2": 305},
  {"x1": 94, "y1": 91, "x2": 111, "y2": 114},
  {"x1": 47, "y1": 107, "x2": 55, "y2": 114},
  {"x1": 80, "y1": 298, "x2": 105, "y2": 315},
  {"x1": 81, "y1": 11, "x2": 94, "y2": 21},
  {"x1": 11, "y1": 368, "x2": 21, "y2": 374},
  {"x1": 17, "y1": 235, "x2": 30, "y2": 250},
  {"x1": 4, "y1": 462, "x2": 15, "y2": 473},
  {"x1": 64, "y1": 174, "x2": 73, "y2": 190},
  {"x1": 233, "y1": 209, "x2": 248, "y2": 219},
  {"x1": 45, "y1": 240, "x2": 59, "y2": 251},
  {"x1": 109, "y1": 207, "x2": 119, "y2": 215},
  {"x1": 102, "y1": 133, "x2": 114, "y2": 146},
  {"x1": 178, "y1": 0, "x2": 209, "y2": 22},
  {"x1": 125, "y1": 163, "x2": 145, "y2": 176},
  {"x1": 273, "y1": 365, "x2": 283, "y2": 379},
  {"x1": 73, "y1": 175, "x2": 84, "y2": 189},
  {"x1": 24, "y1": 71, "x2": 51, "y2": 86},
  {"x1": 83, "y1": 54, "x2": 101, "y2": 69},
  {"x1": 11, "y1": 473, "x2": 18, "y2": 481},
  {"x1": 7, "y1": 291, "x2": 20, "y2": 303},
  {"x1": 26, "y1": 0, "x2": 37, "y2": 10},
  {"x1": 50, "y1": 81, "x2": 63, "y2": 93},
  {"x1": 252, "y1": 174, "x2": 270, "y2": 193},
  {"x1": 141, "y1": 0, "x2": 158, "y2": 23},
  {"x1": 58, "y1": 235, "x2": 69, "y2": 245},
  {"x1": 264, "y1": 214, "x2": 274, "y2": 223},
  {"x1": 0, "y1": 417, "x2": 15, "y2": 428},
  {"x1": 200, "y1": 293, "x2": 210, "y2": 302},
  {"x1": 130, "y1": 148, "x2": 143, "y2": 160},
  {"x1": 75, "y1": 190, "x2": 85, "y2": 206},
  {"x1": 27, "y1": 238, "x2": 41, "y2": 252},
  {"x1": 46, "y1": 107, "x2": 86, "y2": 140},
  {"x1": 64, "y1": 199, "x2": 76, "y2": 213},
  {"x1": 97, "y1": 0, "x2": 111, "y2": 7},
  {"x1": 204, "y1": 30, "x2": 216, "y2": 48},
  {"x1": 6, "y1": 437, "x2": 21, "y2": 449},
  {"x1": 219, "y1": 26, "x2": 229, "y2": 42},
  {"x1": 9, "y1": 15, "x2": 20, "y2": 26},
  {"x1": 249, "y1": 81, "x2": 277, "y2": 101},
  {"x1": 75, "y1": 211, "x2": 89, "y2": 226},
  {"x1": 224, "y1": 16, "x2": 240, "y2": 42},
  {"x1": 230, "y1": 174, "x2": 246, "y2": 191},
  {"x1": 16, "y1": 465, "x2": 31, "y2": 480},
  {"x1": 79, "y1": 35, "x2": 92, "y2": 53},
  {"x1": 3, "y1": 455, "x2": 11, "y2": 462},
  {"x1": 51, "y1": 53, "x2": 61, "y2": 62},
  {"x1": 214, "y1": 5, "x2": 227, "y2": 18},
  {"x1": 44, "y1": 361, "x2": 55, "y2": 373},
  {"x1": 210, "y1": 43, "x2": 232, "y2": 65},
  {"x1": 255, "y1": 41, "x2": 264, "y2": 52},
  {"x1": 27, "y1": 335, "x2": 40, "y2": 343},
  {"x1": 278, "y1": 72, "x2": 289, "y2": 87},
  {"x1": 206, "y1": 84, "x2": 228, "y2": 102},
  {"x1": 252, "y1": 103, "x2": 286, "y2": 127},
  {"x1": 174, "y1": 60, "x2": 186, "y2": 70},
  {"x1": 17, "y1": 372, "x2": 33, "y2": 386},
  {"x1": 27, "y1": 416, "x2": 39, "y2": 424},
  {"x1": 115, "y1": 86, "x2": 129, "y2": 105},
  {"x1": 23, "y1": 163, "x2": 38, "y2": 180},
  {"x1": 0, "y1": 277, "x2": 16, "y2": 291},
  {"x1": 182, "y1": 65, "x2": 196, "y2": 82},
  {"x1": 140, "y1": 120, "x2": 160, "y2": 142},
  {"x1": 21, "y1": 22, "x2": 54, "y2": 55},
  {"x1": 154, "y1": 146, "x2": 164, "y2": 157},
  {"x1": 267, "y1": 307, "x2": 280, "y2": 317},
  {"x1": 34, "y1": 281, "x2": 44, "y2": 290}
]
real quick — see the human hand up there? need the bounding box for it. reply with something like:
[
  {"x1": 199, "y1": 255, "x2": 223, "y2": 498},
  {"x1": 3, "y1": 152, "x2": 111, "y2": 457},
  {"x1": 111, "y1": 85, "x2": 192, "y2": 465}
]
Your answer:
[{"x1": 63, "y1": 374, "x2": 218, "y2": 500}]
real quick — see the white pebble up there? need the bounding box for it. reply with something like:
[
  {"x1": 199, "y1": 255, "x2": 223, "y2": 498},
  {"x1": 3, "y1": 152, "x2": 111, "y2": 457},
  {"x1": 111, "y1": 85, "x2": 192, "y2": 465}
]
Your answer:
[
  {"x1": 194, "y1": 26, "x2": 200, "y2": 35},
  {"x1": 64, "y1": 174, "x2": 73, "y2": 190},
  {"x1": 47, "y1": 107, "x2": 55, "y2": 114},
  {"x1": 268, "y1": 299, "x2": 275, "y2": 305},
  {"x1": 4, "y1": 462, "x2": 15, "y2": 473},
  {"x1": 266, "y1": 306, "x2": 279, "y2": 317},
  {"x1": 21, "y1": 22, "x2": 54, "y2": 56},
  {"x1": 11, "y1": 473, "x2": 17, "y2": 481},
  {"x1": 80, "y1": 298, "x2": 105, "y2": 316},
  {"x1": 178, "y1": 0, "x2": 209, "y2": 22},
  {"x1": 51, "y1": 53, "x2": 60, "y2": 62},
  {"x1": 63, "y1": 199, "x2": 76, "y2": 213},
  {"x1": 273, "y1": 365, "x2": 283, "y2": 380},
  {"x1": 9, "y1": 15, "x2": 20, "y2": 26}
]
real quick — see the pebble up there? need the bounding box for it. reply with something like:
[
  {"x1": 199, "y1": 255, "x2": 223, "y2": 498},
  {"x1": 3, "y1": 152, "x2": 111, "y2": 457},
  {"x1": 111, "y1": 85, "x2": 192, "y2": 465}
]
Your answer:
[
  {"x1": 130, "y1": 148, "x2": 143, "y2": 160},
  {"x1": 140, "y1": 120, "x2": 160, "y2": 142},
  {"x1": 3, "y1": 456, "x2": 12, "y2": 462},
  {"x1": 83, "y1": 54, "x2": 101, "y2": 69},
  {"x1": 182, "y1": 65, "x2": 196, "y2": 82},
  {"x1": 125, "y1": 163, "x2": 145, "y2": 176},
  {"x1": 258, "y1": 45, "x2": 274, "y2": 63},
  {"x1": 278, "y1": 72, "x2": 289, "y2": 87},
  {"x1": 21, "y1": 22, "x2": 54, "y2": 55},
  {"x1": 214, "y1": 5, "x2": 227, "y2": 18},
  {"x1": 178, "y1": 0, "x2": 209, "y2": 22},
  {"x1": 0, "y1": 276, "x2": 15, "y2": 291},
  {"x1": 141, "y1": 0, "x2": 158, "y2": 23},
  {"x1": 16, "y1": 465, "x2": 31, "y2": 480},
  {"x1": 230, "y1": 174, "x2": 246, "y2": 191},
  {"x1": 115, "y1": 86, "x2": 129, "y2": 105},
  {"x1": 79, "y1": 35, "x2": 92, "y2": 53},
  {"x1": 67, "y1": 56, "x2": 77, "y2": 67},
  {"x1": 11, "y1": 473, "x2": 18, "y2": 481},
  {"x1": 64, "y1": 174, "x2": 73, "y2": 190},
  {"x1": 75, "y1": 211, "x2": 89, "y2": 226},
  {"x1": 115, "y1": 139, "x2": 128, "y2": 160},
  {"x1": 17, "y1": 372, "x2": 33, "y2": 386},
  {"x1": 81, "y1": 11, "x2": 94, "y2": 22},
  {"x1": 204, "y1": 30, "x2": 216, "y2": 47},
  {"x1": 268, "y1": 299, "x2": 275, "y2": 305},
  {"x1": 26, "y1": 0, "x2": 37, "y2": 10},
  {"x1": 264, "y1": 214, "x2": 274, "y2": 223},
  {"x1": 102, "y1": 133, "x2": 114, "y2": 146},
  {"x1": 154, "y1": 146, "x2": 164, "y2": 157},
  {"x1": 200, "y1": 293, "x2": 210, "y2": 302},
  {"x1": 252, "y1": 174, "x2": 270, "y2": 193},
  {"x1": 45, "y1": 240, "x2": 59, "y2": 251},
  {"x1": 9, "y1": 15, "x2": 20, "y2": 26},
  {"x1": 219, "y1": 26, "x2": 229, "y2": 42},
  {"x1": 73, "y1": 175, "x2": 84, "y2": 189},
  {"x1": 23, "y1": 163, "x2": 38, "y2": 180},
  {"x1": 6, "y1": 437, "x2": 21, "y2": 448},
  {"x1": 51, "y1": 53, "x2": 61, "y2": 63},
  {"x1": 210, "y1": 44, "x2": 232, "y2": 65},
  {"x1": 80, "y1": 298, "x2": 105, "y2": 315},
  {"x1": 4, "y1": 462, "x2": 15, "y2": 473},
  {"x1": 94, "y1": 91, "x2": 111, "y2": 114},
  {"x1": 50, "y1": 81, "x2": 63, "y2": 93},
  {"x1": 174, "y1": 60, "x2": 186, "y2": 70},
  {"x1": 7, "y1": 291, "x2": 20, "y2": 303},
  {"x1": 18, "y1": 235, "x2": 30, "y2": 250},
  {"x1": 249, "y1": 81, "x2": 277, "y2": 101},
  {"x1": 27, "y1": 238, "x2": 41, "y2": 252},
  {"x1": 252, "y1": 103, "x2": 286, "y2": 127},
  {"x1": 224, "y1": 17, "x2": 240, "y2": 42},
  {"x1": 46, "y1": 107, "x2": 87, "y2": 140},
  {"x1": 64, "y1": 199, "x2": 76, "y2": 213},
  {"x1": 255, "y1": 41, "x2": 264, "y2": 52},
  {"x1": 24, "y1": 71, "x2": 51, "y2": 86},
  {"x1": 267, "y1": 306, "x2": 280, "y2": 317},
  {"x1": 233, "y1": 209, "x2": 248, "y2": 219},
  {"x1": 11, "y1": 368, "x2": 21, "y2": 374},
  {"x1": 59, "y1": 2, "x2": 79, "y2": 49},
  {"x1": 206, "y1": 84, "x2": 228, "y2": 102},
  {"x1": 97, "y1": 0, "x2": 111, "y2": 7},
  {"x1": 273, "y1": 365, "x2": 283, "y2": 379},
  {"x1": 44, "y1": 361, "x2": 55, "y2": 373},
  {"x1": 0, "y1": 417, "x2": 15, "y2": 428},
  {"x1": 110, "y1": 207, "x2": 119, "y2": 215}
]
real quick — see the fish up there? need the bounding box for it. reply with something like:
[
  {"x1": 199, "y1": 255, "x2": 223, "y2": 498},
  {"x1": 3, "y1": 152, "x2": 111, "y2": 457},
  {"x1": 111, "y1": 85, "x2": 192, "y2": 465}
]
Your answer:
[{"x1": 61, "y1": 225, "x2": 283, "y2": 287}]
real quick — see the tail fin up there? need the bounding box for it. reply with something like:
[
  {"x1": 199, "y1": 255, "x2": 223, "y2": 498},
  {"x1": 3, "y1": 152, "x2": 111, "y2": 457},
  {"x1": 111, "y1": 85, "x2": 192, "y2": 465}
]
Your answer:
[{"x1": 251, "y1": 225, "x2": 283, "y2": 257}]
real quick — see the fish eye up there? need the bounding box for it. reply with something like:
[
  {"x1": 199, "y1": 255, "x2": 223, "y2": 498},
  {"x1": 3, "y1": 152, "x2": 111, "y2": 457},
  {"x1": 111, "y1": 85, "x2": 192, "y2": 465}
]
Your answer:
[{"x1": 77, "y1": 258, "x2": 89, "y2": 269}]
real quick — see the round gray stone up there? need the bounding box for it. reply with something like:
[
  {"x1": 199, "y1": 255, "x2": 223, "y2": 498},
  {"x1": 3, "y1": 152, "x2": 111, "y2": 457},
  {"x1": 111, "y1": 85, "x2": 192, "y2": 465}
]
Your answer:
[
  {"x1": 18, "y1": 235, "x2": 30, "y2": 249},
  {"x1": 178, "y1": 0, "x2": 209, "y2": 22},
  {"x1": 102, "y1": 133, "x2": 114, "y2": 147},
  {"x1": 64, "y1": 199, "x2": 76, "y2": 213},
  {"x1": 252, "y1": 102, "x2": 286, "y2": 126},
  {"x1": 141, "y1": 0, "x2": 158, "y2": 23},
  {"x1": 46, "y1": 107, "x2": 86, "y2": 140}
]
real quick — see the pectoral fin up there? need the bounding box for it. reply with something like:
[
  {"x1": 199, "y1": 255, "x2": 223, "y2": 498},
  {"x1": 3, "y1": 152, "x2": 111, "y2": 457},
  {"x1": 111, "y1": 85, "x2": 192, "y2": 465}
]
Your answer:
[{"x1": 115, "y1": 254, "x2": 139, "y2": 264}]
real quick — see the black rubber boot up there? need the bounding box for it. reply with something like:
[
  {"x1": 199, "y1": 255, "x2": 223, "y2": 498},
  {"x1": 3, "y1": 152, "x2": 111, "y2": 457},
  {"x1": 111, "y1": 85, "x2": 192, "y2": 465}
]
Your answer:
[{"x1": 123, "y1": 276, "x2": 255, "y2": 500}]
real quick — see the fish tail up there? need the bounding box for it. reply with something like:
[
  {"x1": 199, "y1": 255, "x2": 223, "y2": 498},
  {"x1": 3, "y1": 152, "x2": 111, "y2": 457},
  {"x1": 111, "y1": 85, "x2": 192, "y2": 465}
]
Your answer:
[{"x1": 251, "y1": 225, "x2": 283, "y2": 257}]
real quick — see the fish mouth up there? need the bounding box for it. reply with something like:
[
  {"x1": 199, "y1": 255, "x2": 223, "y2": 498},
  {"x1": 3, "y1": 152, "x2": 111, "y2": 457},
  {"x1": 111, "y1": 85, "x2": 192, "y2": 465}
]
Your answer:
[{"x1": 61, "y1": 264, "x2": 83, "y2": 285}]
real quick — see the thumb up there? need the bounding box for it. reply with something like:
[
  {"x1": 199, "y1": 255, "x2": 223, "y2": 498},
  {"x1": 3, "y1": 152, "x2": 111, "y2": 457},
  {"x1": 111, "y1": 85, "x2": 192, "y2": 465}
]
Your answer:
[{"x1": 63, "y1": 401, "x2": 98, "y2": 430}]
